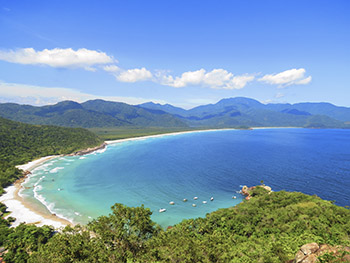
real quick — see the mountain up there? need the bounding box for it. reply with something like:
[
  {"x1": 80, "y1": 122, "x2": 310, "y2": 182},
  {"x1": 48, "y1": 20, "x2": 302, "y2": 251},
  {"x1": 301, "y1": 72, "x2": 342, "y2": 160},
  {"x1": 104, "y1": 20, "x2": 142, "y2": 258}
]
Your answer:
[
  {"x1": 0, "y1": 100, "x2": 187, "y2": 128},
  {"x1": 139, "y1": 97, "x2": 350, "y2": 128},
  {"x1": 82, "y1": 100, "x2": 186, "y2": 127},
  {"x1": 139, "y1": 102, "x2": 188, "y2": 116},
  {"x1": 0, "y1": 97, "x2": 349, "y2": 129}
]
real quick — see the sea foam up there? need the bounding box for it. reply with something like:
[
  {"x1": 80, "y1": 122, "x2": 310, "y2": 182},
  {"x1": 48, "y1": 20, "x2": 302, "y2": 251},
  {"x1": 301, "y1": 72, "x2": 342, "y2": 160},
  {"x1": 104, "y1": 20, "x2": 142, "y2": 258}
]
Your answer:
[{"x1": 49, "y1": 167, "x2": 64, "y2": 173}]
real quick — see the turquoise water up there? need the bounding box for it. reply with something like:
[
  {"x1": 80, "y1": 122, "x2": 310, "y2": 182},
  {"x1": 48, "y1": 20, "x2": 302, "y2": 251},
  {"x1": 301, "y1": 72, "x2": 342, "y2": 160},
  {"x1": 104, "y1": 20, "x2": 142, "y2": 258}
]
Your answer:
[{"x1": 21, "y1": 128, "x2": 350, "y2": 227}]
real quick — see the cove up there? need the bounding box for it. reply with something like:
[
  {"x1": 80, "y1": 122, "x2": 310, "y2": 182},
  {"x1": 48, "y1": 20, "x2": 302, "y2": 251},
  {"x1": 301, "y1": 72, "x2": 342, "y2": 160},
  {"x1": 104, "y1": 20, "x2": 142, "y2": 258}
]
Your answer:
[{"x1": 21, "y1": 128, "x2": 350, "y2": 227}]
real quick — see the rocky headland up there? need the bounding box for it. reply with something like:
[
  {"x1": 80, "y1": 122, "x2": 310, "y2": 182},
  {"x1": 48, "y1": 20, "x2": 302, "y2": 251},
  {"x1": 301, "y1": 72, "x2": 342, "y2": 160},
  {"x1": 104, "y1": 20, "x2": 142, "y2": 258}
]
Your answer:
[{"x1": 241, "y1": 184, "x2": 272, "y2": 200}]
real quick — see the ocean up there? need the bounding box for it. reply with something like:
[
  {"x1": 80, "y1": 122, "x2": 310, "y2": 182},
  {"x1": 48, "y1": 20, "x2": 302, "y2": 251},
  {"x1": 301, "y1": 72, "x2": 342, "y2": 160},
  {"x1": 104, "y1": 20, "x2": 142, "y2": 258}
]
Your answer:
[{"x1": 20, "y1": 128, "x2": 350, "y2": 227}]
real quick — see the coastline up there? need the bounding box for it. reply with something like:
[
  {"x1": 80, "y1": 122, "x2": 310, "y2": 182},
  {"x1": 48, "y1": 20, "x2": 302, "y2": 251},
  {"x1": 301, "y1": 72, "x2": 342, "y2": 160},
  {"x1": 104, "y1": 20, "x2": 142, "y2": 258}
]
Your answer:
[
  {"x1": 105, "y1": 127, "x2": 299, "y2": 145},
  {"x1": 1, "y1": 126, "x2": 296, "y2": 229}
]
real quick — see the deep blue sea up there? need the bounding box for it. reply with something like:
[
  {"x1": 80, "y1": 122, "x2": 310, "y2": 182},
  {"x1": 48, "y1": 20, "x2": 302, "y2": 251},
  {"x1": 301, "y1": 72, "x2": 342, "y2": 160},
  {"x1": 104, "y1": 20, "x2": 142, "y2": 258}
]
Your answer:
[{"x1": 21, "y1": 128, "x2": 350, "y2": 227}]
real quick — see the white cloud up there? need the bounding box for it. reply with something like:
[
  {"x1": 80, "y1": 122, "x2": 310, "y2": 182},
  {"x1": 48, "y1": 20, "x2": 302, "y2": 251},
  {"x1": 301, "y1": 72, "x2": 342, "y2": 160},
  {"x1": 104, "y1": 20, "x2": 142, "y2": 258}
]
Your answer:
[
  {"x1": 294, "y1": 76, "x2": 312, "y2": 85},
  {"x1": 0, "y1": 48, "x2": 114, "y2": 70},
  {"x1": 158, "y1": 68, "x2": 255, "y2": 89},
  {"x1": 116, "y1": 67, "x2": 153, "y2": 82},
  {"x1": 229, "y1": 75, "x2": 256, "y2": 89},
  {"x1": 258, "y1": 68, "x2": 312, "y2": 87},
  {"x1": 0, "y1": 81, "x2": 166, "y2": 106},
  {"x1": 103, "y1": 65, "x2": 120, "y2": 72}
]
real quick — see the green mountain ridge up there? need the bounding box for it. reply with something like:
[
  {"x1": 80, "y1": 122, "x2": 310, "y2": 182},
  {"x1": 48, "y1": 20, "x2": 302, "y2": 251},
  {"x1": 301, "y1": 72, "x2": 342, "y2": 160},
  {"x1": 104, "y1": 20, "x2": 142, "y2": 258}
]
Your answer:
[
  {"x1": 0, "y1": 97, "x2": 349, "y2": 129},
  {"x1": 0, "y1": 100, "x2": 187, "y2": 128},
  {"x1": 140, "y1": 97, "x2": 350, "y2": 128}
]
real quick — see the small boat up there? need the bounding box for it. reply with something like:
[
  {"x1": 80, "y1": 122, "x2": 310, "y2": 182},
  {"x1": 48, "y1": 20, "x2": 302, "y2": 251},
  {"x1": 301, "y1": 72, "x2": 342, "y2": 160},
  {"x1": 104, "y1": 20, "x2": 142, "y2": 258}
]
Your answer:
[
  {"x1": 232, "y1": 196, "x2": 237, "y2": 199},
  {"x1": 159, "y1": 208, "x2": 167, "y2": 213},
  {"x1": 169, "y1": 201, "x2": 175, "y2": 205},
  {"x1": 193, "y1": 197, "x2": 198, "y2": 200},
  {"x1": 210, "y1": 197, "x2": 214, "y2": 201},
  {"x1": 192, "y1": 204, "x2": 197, "y2": 207},
  {"x1": 183, "y1": 198, "x2": 188, "y2": 202},
  {"x1": 203, "y1": 201, "x2": 207, "y2": 204}
]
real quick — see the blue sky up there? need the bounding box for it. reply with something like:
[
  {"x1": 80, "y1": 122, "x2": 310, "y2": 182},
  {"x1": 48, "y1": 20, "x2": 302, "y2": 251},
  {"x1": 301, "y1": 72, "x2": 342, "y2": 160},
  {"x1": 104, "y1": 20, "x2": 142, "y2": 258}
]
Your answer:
[{"x1": 0, "y1": 0, "x2": 349, "y2": 108}]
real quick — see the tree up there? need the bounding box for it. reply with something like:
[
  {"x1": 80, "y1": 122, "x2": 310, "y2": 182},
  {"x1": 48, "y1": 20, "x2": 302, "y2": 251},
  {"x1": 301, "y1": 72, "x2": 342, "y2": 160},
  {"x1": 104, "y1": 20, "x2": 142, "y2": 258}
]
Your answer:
[{"x1": 88, "y1": 203, "x2": 161, "y2": 262}]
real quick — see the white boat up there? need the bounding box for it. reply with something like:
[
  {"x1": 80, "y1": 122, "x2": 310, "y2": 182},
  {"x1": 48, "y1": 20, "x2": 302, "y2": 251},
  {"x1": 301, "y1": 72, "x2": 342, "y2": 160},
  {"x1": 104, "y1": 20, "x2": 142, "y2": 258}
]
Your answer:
[
  {"x1": 159, "y1": 208, "x2": 167, "y2": 213},
  {"x1": 203, "y1": 201, "x2": 207, "y2": 204},
  {"x1": 210, "y1": 197, "x2": 214, "y2": 201},
  {"x1": 192, "y1": 204, "x2": 197, "y2": 207},
  {"x1": 193, "y1": 196, "x2": 198, "y2": 200},
  {"x1": 169, "y1": 201, "x2": 175, "y2": 205},
  {"x1": 183, "y1": 198, "x2": 188, "y2": 202},
  {"x1": 232, "y1": 196, "x2": 237, "y2": 199}
]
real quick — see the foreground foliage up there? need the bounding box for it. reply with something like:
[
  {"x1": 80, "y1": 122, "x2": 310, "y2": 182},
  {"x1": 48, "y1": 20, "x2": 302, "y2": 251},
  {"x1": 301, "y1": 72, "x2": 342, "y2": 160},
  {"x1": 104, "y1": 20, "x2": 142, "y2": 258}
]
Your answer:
[{"x1": 23, "y1": 191, "x2": 350, "y2": 262}]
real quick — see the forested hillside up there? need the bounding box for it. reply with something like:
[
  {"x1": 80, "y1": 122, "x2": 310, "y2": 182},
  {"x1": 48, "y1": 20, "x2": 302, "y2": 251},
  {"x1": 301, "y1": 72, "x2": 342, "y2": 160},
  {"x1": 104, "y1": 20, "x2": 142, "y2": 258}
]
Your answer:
[
  {"x1": 0, "y1": 117, "x2": 103, "y2": 194},
  {"x1": 2, "y1": 189, "x2": 349, "y2": 262}
]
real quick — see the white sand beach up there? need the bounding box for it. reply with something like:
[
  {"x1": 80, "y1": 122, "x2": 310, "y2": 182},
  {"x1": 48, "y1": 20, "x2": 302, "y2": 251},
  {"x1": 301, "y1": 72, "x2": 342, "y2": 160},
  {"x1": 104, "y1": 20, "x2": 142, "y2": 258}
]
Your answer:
[
  {"x1": 1, "y1": 155, "x2": 72, "y2": 228},
  {"x1": 105, "y1": 128, "x2": 238, "y2": 145}
]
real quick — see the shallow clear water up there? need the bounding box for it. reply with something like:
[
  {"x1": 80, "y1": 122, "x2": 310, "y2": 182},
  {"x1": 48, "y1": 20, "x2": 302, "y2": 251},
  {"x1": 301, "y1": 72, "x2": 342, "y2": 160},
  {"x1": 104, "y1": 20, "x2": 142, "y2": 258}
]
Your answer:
[{"x1": 21, "y1": 128, "x2": 350, "y2": 227}]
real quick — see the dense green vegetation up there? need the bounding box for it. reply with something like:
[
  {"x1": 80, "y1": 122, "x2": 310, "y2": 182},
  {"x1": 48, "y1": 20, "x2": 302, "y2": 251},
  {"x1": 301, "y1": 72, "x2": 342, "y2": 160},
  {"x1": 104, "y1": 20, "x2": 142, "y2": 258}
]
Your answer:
[
  {"x1": 2, "y1": 190, "x2": 349, "y2": 262},
  {"x1": 0, "y1": 117, "x2": 103, "y2": 194}
]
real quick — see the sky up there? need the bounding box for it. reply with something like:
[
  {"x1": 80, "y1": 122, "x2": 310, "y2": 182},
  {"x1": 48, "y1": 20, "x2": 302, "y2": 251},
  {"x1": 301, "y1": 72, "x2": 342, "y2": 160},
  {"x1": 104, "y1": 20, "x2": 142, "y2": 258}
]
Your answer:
[{"x1": 0, "y1": 0, "x2": 349, "y2": 109}]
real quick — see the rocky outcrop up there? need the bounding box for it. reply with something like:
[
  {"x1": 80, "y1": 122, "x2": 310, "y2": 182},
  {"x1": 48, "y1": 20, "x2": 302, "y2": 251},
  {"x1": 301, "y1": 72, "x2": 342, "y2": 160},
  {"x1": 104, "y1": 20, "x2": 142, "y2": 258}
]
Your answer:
[
  {"x1": 241, "y1": 185, "x2": 272, "y2": 200},
  {"x1": 68, "y1": 142, "x2": 107, "y2": 156},
  {"x1": 291, "y1": 243, "x2": 350, "y2": 263},
  {"x1": 22, "y1": 170, "x2": 31, "y2": 176}
]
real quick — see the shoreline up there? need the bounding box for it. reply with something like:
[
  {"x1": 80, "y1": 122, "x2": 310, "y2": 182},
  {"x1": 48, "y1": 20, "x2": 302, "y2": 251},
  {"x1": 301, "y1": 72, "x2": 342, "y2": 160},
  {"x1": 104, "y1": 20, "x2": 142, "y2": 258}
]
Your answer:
[
  {"x1": 105, "y1": 127, "x2": 299, "y2": 145},
  {"x1": 0, "y1": 155, "x2": 73, "y2": 228},
  {"x1": 1, "y1": 126, "x2": 297, "y2": 229}
]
